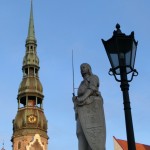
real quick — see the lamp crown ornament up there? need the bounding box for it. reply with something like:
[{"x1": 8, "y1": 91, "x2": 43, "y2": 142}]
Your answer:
[{"x1": 113, "y1": 23, "x2": 122, "y2": 35}]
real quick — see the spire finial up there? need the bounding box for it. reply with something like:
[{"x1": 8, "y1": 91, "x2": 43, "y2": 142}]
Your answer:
[{"x1": 27, "y1": 0, "x2": 36, "y2": 41}]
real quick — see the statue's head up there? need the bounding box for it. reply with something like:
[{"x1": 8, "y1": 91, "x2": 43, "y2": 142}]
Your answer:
[{"x1": 80, "y1": 63, "x2": 92, "y2": 77}]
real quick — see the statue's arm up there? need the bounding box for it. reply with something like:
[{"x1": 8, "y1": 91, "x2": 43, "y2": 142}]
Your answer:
[
  {"x1": 88, "y1": 75, "x2": 99, "y2": 92},
  {"x1": 77, "y1": 75, "x2": 99, "y2": 102},
  {"x1": 77, "y1": 89, "x2": 93, "y2": 102}
]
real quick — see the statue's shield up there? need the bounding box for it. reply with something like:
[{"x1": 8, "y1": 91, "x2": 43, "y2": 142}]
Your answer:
[{"x1": 77, "y1": 97, "x2": 106, "y2": 150}]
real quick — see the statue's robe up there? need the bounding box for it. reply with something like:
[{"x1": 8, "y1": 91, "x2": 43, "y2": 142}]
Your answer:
[{"x1": 77, "y1": 75, "x2": 106, "y2": 150}]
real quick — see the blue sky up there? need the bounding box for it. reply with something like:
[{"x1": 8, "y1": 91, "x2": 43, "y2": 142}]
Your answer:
[{"x1": 0, "y1": 0, "x2": 150, "y2": 149}]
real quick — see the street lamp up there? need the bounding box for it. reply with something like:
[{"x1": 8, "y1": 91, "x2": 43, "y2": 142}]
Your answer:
[{"x1": 102, "y1": 24, "x2": 138, "y2": 150}]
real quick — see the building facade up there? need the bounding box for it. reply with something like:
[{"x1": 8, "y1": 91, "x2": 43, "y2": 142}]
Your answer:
[
  {"x1": 11, "y1": 2, "x2": 48, "y2": 150},
  {"x1": 113, "y1": 136, "x2": 150, "y2": 150}
]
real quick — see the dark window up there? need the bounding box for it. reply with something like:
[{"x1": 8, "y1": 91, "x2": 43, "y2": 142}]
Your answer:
[
  {"x1": 25, "y1": 68, "x2": 28, "y2": 75},
  {"x1": 29, "y1": 67, "x2": 34, "y2": 75},
  {"x1": 18, "y1": 142, "x2": 21, "y2": 149}
]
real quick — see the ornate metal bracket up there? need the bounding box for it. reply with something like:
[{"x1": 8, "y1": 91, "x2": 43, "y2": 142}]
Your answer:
[{"x1": 108, "y1": 68, "x2": 138, "y2": 82}]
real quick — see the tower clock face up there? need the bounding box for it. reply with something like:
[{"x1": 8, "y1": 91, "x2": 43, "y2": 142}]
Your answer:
[{"x1": 28, "y1": 115, "x2": 37, "y2": 123}]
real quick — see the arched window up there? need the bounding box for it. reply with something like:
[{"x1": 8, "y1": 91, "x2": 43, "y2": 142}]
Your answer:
[{"x1": 18, "y1": 141, "x2": 21, "y2": 149}]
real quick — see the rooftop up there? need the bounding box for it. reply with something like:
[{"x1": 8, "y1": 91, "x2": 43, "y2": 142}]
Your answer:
[{"x1": 114, "y1": 136, "x2": 150, "y2": 150}]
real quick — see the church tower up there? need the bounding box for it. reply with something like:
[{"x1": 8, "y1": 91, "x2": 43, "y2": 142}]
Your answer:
[{"x1": 12, "y1": 1, "x2": 48, "y2": 150}]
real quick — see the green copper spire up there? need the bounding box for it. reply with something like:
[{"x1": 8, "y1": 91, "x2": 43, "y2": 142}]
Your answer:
[
  {"x1": 12, "y1": 1, "x2": 48, "y2": 148},
  {"x1": 27, "y1": 0, "x2": 36, "y2": 41}
]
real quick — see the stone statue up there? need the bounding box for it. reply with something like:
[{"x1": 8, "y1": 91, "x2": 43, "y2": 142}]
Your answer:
[{"x1": 73, "y1": 63, "x2": 106, "y2": 150}]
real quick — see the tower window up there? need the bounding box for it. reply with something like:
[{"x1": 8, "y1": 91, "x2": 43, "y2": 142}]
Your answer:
[
  {"x1": 25, "y1": 68, "x2": 28, "y2": 75},
  {"x1": 18, "y1": 141, "x2": 21, "y2": 149},
  {"x1": 28, "y1": 100, "x2": 35, "y2": 106},
  {"x1": 29, "y1": 67, "x2": 34, "y2": 75},
  {"x1": 35, "y1": 68, "x2": 38, "y2": 76},
  {"x1": 27, "y1": 46, "x2": 29, "y2": 52},
  {"x1": 28, "y1": 96, "x2": 36, "y2": 106},
  {"x1": 20, "y1": 97, "x2": 26, "y2": 107}
]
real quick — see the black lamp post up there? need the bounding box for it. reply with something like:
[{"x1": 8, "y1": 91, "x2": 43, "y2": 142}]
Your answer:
[{"x1": 102, "y1": 24, "x2": 138, "y2": 150}]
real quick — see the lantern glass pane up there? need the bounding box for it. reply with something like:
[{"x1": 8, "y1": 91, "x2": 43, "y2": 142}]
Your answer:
[
  {"x1": 125, "y1": 50, "x2": 131, "y2": 66},
  {"x1": 125, "y1": 50, "x2": 132, "y2": 73},
  {"x1": 109, "y1": 53, "x2": 121, "y2": 74},
  {"x1": 131, "y1": 41, "x2": 137, "y2": 69},
  {"x1": 109, "y1": 53, "x2": 119, "y2": 69}
]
